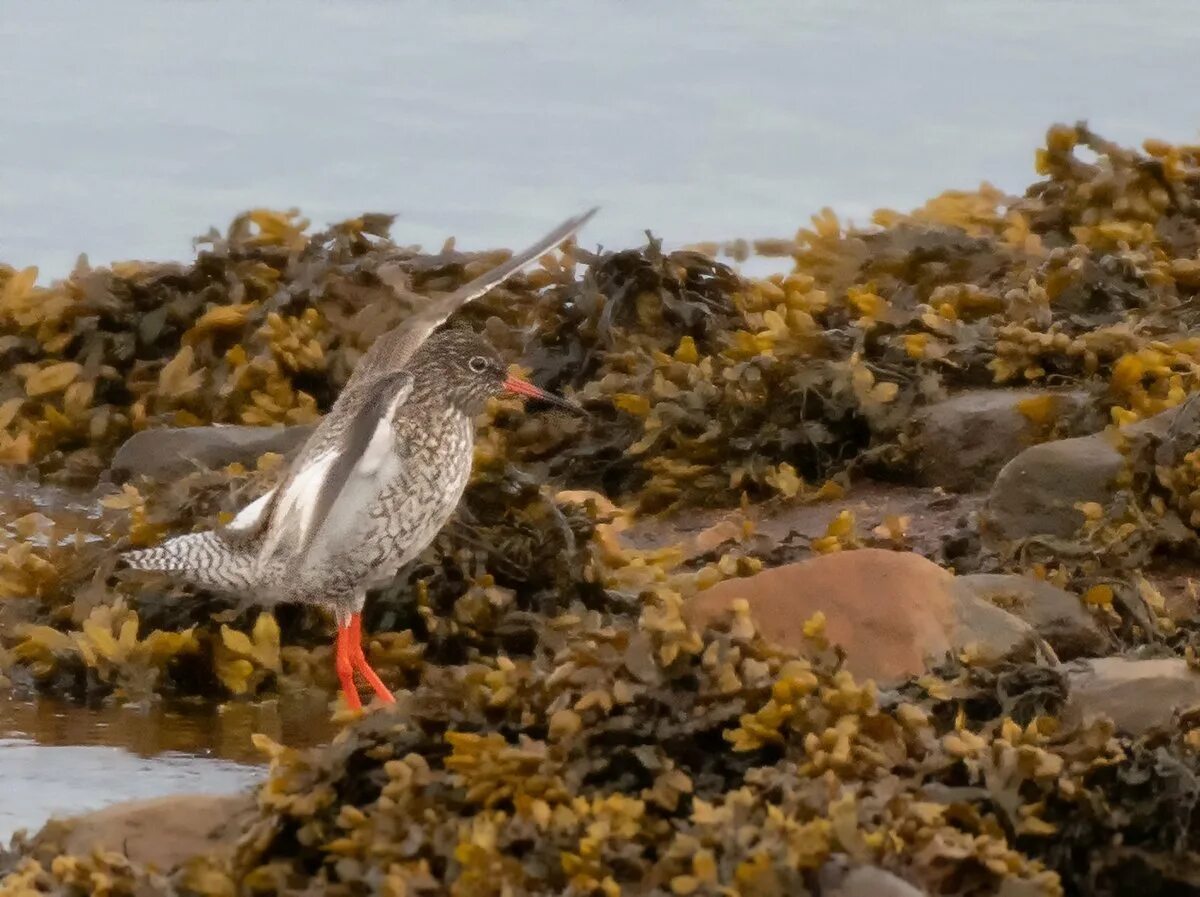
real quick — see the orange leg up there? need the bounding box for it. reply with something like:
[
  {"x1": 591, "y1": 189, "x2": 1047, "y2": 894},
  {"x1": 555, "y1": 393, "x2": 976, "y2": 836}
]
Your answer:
[
  {"x1": 334, "y1": 620, "x2": 363, "y2": 710},
  {"x1": 347, "y1": 612, "x2": 396, "y2": 704}
]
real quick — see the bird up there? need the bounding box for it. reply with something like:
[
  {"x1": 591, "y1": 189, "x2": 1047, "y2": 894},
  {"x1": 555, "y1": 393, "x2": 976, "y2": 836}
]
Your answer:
[{"x1": 122, "y1": 208, "x2": 597, "y2": 710}]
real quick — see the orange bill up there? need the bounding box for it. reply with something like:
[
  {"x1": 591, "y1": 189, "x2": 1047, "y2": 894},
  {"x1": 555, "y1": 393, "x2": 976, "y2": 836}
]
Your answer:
[{"x1": 503, "y1": 375, "x2": 586, "y2": 414}]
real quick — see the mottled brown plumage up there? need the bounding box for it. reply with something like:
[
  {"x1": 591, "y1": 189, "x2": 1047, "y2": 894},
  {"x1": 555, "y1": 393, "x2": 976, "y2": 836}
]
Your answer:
[{"x1": 123, "y1": 209, "x2": 596, "y2": 708}]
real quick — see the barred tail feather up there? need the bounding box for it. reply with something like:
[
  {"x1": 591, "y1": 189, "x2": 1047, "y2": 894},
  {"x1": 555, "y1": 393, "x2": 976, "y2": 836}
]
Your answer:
[{"x1": 122, "y1": 531, "x2": 258, "y2": 593}]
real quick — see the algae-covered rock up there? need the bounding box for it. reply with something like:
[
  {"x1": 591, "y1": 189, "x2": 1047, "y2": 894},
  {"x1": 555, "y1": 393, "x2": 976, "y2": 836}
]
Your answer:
[{"x1": 912, "y1": 388, "x2": 1098, "y2": 492}]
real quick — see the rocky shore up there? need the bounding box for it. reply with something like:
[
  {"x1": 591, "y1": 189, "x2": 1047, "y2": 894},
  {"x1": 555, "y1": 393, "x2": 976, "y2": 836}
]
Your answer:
[{"x1": 5, "y1": 124, "x2": 1200, "y2": 895}]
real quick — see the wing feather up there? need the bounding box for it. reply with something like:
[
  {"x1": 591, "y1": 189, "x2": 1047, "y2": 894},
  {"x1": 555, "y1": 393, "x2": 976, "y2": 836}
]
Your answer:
[
  {"x1": 349, "y1": 207, "x2": 598, "y2": 385},
  {"x1": 260, "y1": 370, "x2": 413, "y2": 559},
  {"x1": 248, "y1": 209, "x2": 597, "y2": 562},
  {"x1": 220, "y1": 486, "x2": 278, "y2": 539}
]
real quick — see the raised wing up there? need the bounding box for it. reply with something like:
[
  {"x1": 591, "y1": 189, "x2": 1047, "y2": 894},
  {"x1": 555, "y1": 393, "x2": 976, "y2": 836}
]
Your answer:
[
  {"x1": 348, "y1": 207, "x2": 598, "y2": 386},
  {"x1": 258, "y1": 370, "x2": 414, "y2": 560}
]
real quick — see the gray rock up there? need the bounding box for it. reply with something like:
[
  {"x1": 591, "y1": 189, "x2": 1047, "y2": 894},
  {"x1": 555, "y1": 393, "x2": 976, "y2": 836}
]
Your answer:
[
  {"x1": 955, "y1": 573, "x2": 1108, "y2": 659},
  {"x1": 110, "y1": 424, "x2": 313, "y2": 481},
  {"x1": 50, "y1": 794, "x2": 254, "y2": 870},
  {"x1": 951, "y1": 591, "x2": 1038, "y2": 665},
  {"x1": 819, "y1": 859, "x2": 928, "y2": 897},
  {"x1": 981, "y1": 433, "x2": 1123, "y2": 542},
  {"x1": 980, "y1": 399, "x2": 1200, "y2": 546},
  {"x1": 1065, "y1": 656, "x2": 1200, "y2": 734},
  {"x1": 912, "y1": 389, "x2": 1097, "y2": 493},
  {"x1": 1151, "y1": 391, "x2": 1200, "y2": 467}
]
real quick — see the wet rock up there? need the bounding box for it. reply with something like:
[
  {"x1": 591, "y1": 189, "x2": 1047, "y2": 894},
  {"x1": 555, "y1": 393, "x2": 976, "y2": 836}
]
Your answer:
[
  {"x1": 685, "y1": 549, "x2": 1034, "y2": 684},
  {"x1": 109, "y1": 424, "x2": 313, "y2": 481},
  {"x1": 51, "y1": 793, "x2": 253, "y2": 869},
  {"x1": 981, "y1": 433, "x2": 1123, "y2": 542},
  {"x1": 954, "y1": 573, "x2": 1108, "y2": 658},
  {"x1": 1065, "y1": 656, "x2": 1200, "y2": 735},
  {"x1": 912, "y1": 389, "x2": 1097, "y2": 492}
]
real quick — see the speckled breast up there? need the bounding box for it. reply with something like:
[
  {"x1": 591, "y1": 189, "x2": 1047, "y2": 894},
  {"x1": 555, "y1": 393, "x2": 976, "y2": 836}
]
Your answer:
[{"x1": 366, "y1": 410, "x2": 475, "y2": 579}]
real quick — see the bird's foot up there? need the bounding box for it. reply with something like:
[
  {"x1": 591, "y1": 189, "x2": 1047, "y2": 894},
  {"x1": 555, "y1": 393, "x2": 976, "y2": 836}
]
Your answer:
[
  {"x1": 332, "y1": 613, "x2": 395, "y2": 712},
  {"x1": 348, "y1": 612, "x2": 396, "y2": 704},
  {"x1": 334, "y1": 622, "x2": 364, "y2": 711}
]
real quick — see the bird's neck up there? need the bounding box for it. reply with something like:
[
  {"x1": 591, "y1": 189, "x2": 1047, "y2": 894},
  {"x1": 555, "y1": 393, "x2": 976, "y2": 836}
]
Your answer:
[{"x1": 407, "y1": 370, "x2": 485, "y2": 418}]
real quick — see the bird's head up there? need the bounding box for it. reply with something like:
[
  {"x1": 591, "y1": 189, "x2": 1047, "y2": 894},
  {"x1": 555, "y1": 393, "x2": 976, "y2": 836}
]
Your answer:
[{"x1": 411, "y1": 327, "x2": 583, "y2": 417}]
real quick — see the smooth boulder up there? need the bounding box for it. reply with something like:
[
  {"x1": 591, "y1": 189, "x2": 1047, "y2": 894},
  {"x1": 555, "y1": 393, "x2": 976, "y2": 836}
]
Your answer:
[
  {"x1": 686, "y1": 549, "x2": 1034, "y2": 684},
  {"x1": 982, "y1": 433, "x2": 1123, "y2": 542},
  {"x1": 48, "y1": 793, "x2": 253, "y2": 870},
  {"x1": 1065, "y1": 656, "x2": 1200, "y2": 735},
  {"x1": 980, "y1": 398, "x2": 1200, "y2": 544},
  {"x1": 110, "y1": 424, "x2": 313, "y2": 480},
  {"x1": 912, "y1": 389, "x2": 1096, "y2": 493},
  {"x1": 820, "y1": 860, "x2": 929, "y2": 897},
  {"x1": 954, "y1": 573, "x2": 1108, "y2": 659}
]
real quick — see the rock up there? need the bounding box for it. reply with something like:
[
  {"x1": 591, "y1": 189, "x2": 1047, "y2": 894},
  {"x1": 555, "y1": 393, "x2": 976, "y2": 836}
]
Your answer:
[
  {"x1": 49, "y1": 793, "x2": 253, "y2": 870},
  {"x1": 819, "y1": 860, "x2": 928, "y2": 897},
  {"x1": 619, "y1": 483, "x2": 985, "y2": 567},
  {"x1": 980, "y1": 399, "x2": 1200, "y2": 545},
  {"x1": 981, "y1": 433, "x2": 1123, "y2": 542},
  {"x1": 952, "y1": 591, "x2": 1036, "y2": 666},
  {"x1": 110, "y1": 424, "x2": 313, "y2": 480},
  {"x1": 1065, "y1": 656, "x2": 1200, "y2": 734},
  {"x1": 685, "y1": 549, "x2": 1034, "y2": 684},
  {"x1": 1143, "y1": 568, "x2": 1200, "y2": 624},
  {"x1": 912, "y1": 389, "x2": 1097, "y2": 492},
  {"x1": 690, "y1": 517, "x2": 749, "y2": 556},
  {"x1": 954, "y1": 573, "x2": 1108, "y2": 659}
]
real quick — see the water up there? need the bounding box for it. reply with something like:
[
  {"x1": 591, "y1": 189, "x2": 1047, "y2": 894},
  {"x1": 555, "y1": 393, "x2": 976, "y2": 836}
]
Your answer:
[
  {"x1": 2, "y1": 1, "x2": 1199, "y2": 280},
  {"x1": 0, "y1": 739, "x2": 259, "y2": 844},
  {"x1": 0, "y1": 692, "x2": 335, "y2": 843}
]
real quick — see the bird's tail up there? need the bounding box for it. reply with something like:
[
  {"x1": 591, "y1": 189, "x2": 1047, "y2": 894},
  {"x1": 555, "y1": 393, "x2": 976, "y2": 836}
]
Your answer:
[{"x1": 122, "y1": 531, "x2": 258, "y2": 593}]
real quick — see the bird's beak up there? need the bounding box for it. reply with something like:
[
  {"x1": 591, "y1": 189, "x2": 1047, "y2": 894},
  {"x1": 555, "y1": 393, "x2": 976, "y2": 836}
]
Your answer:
[{"x1": 503, "y1": 375, "x2": 587, "y2": 415}]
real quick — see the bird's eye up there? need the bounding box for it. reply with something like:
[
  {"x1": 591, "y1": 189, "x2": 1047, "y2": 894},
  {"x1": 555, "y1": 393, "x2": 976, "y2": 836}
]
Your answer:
[{"x1": 468, "y1": 355, "x2": 489, "y2": 374}]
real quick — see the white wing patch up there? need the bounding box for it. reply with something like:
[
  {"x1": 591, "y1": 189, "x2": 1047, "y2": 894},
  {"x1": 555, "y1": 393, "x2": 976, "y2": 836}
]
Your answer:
[
  {"x1": 257, "y1": 451, "x2": 335, "y2": 560},
  {"x1": 223, "y1": 486, "x2": 277, "y2": 537},
  {"x1": 256, "y1": 371, "x2": 412, "y2": 563},
  {"x1": 308, "y1": 386, "x2": 408, "y2": 552},
  {"x1": 359, "y1": 390, "x2": 409, "y2": 476}
]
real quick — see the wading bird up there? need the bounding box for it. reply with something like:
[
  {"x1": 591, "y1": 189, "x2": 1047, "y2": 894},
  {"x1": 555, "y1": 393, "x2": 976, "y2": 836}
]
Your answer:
[{"x1": 123, "y1": 209, "x2": 596, "y2": 709}]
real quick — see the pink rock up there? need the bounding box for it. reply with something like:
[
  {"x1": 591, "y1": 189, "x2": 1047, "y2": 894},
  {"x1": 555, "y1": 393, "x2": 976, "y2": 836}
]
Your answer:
[{"x1": 686, "y1": 548, "x2": 1033, "y2": 684}]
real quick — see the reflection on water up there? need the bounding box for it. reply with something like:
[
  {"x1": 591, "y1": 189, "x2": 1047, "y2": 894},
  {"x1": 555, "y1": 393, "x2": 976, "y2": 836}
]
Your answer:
[
  {"x1": 0, "y1": 691, "x2": 337, "y2": 842},
  {"x1": 0, "y1": 692, "x2": 337, "y2": 762},
  {"x1": 0, "y1": 472, "x2": 103, "y2": 548}
]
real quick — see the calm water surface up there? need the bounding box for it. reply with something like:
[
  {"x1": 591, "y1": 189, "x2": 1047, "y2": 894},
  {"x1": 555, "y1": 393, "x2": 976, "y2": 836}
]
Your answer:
[
  {"x1": 0, "y1": 692, "x2": 336, "y2": 842},
  {"x1": 2, "y1": 1, "x2": 1199, "y2": 278},
  {"x1": 2, "y1": 0, "x2": 1199, "y2": 844}
]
